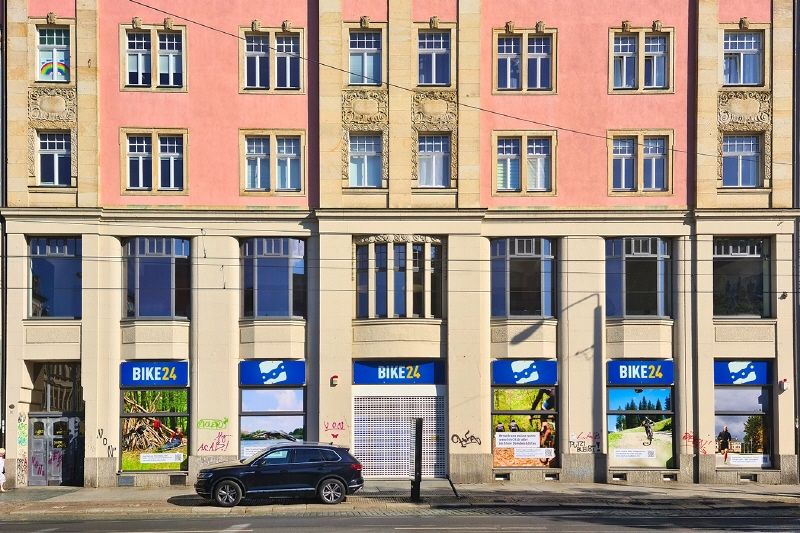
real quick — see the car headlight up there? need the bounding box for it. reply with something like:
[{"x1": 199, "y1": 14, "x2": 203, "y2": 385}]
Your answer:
[{"x1": 197, "y1": 471, "x2": 214, "y2": 479}]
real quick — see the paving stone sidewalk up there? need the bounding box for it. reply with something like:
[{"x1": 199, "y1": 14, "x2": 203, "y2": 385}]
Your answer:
[{"x1": 0, "y1": 480, "x2": 798, "y2": 521}]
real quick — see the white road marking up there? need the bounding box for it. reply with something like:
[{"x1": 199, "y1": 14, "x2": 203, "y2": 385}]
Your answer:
[{"x1": 223, "y1": 526, "x2": 253, "y2": 532}]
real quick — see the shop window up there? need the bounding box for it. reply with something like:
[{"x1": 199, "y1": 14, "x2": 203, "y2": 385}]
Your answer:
[
  {"x1": 490, "y1": 238, "x2": 554, "y2": 318},
  {"x1": 29, "y1": 237, "x2": 82, "y2": 318},
  {"x1": 607, "y1": 360, "x2": 675, "y2": 469},
  {"x1": 239, "y1": 360, "x2": 306, "y2": 460},
  {"x1": 241, "y1": 238, "x2": 306, "y2": 319},
  {"x1": 712, "y1": 238, "x2": 770, "y2": 317},
  {"x1": 491, "y1": 360, "x2": 558, "y2": 468},
  {"x1": 354, "y1": 237, "x2": 445, "y2": 319},
  {"x1": 606, "y1": 237, "x2": 671, "y2": 318},
  {"x1": 714, "y1": 360, "x2": 772, "y2": 468},
  {"x1": 124, "y1": 237, "x2": 190, "y2": 318}
]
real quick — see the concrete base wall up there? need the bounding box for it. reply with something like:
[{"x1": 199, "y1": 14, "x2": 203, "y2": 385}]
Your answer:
[
  {"x1": 84, "y1": 457, "x2": 118, "y2": 488},
  {"x1": 559, "y1": 453, "x2": 606, "y2": 483},
  {"x1": 188, "y1": 455, "x2": 238, "y2": 482},
  {"x1": 449, "y1": 453, "x2": 493, "y2": 483}
]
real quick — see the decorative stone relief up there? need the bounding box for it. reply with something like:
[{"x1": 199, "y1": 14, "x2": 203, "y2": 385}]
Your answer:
[
  {"x1": 429, "y1": 16, "x2": 440, "y2": 29},
  {"x1": 342, "y1": 89, "x2": 390, "y2": 183},
  {"x1": 505, "y1": 21, "x2": 515, "y2": 34},
  {"x1": 132, "y1": 17, "x2": 143, "y2": 29},
  {"x1": 47, "y1": 12, "x2": 57, "y2": 24},
  {"x1": 359, "y1": 16, "x2": 371, "y2": 29},
  {"x1": 163, "y1": 17, "x2": 173, "y2": 30},
  {"x1": 27, "y1": 87, "x2": 78, "y2": 179},
  {"x1": 535, "y1": 21, "x2": 547, "y2": 33},
  {"x1": 622, "y1": 20, "x2": 632, "y2": 32},
  {"x1": 251, "y1": 20, "x2": 261, "y2": 32},
  {"x1": 652, "y1": 20, "x2": 663, "y2": 32},
  {"x1": 354, "y1": 235, "x2": 443, "y2": 245},
  {"x1": 282, "y1": 20, "x2": 292, "y2": 32},
  {"x1": 739, "y1": 17, "x2": 750, "y2": 30},
  {"x1": 717, "y1": 90, "x2": 772, "y2": 184},
  {"x1": 411, "y1": 91, "x2": 458, "y2": 186}
]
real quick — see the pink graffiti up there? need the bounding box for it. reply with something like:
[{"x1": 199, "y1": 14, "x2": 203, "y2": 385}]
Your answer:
[
  {"x1": 682, "y1": 432, "x2": 713, "y2": 455},
  {"x1": 31, "y1": 456, "x2": 45, "y2": 477},
  {"x1": 197, "y1": 432, "x2": 231, "y2": 453},
  {"x1": 576, "y1": 432, "x2": 600, "y2": 441},
  {"x1": 48, "y1": 451, "x2": 63, "y2": 469},
  {"x1": 323, "y1": 420, "x2": 346, "y2": 433}
]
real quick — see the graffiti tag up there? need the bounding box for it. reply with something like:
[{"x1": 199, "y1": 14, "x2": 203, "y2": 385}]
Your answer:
[
  {"x1": 197, "y1": 432, "x2": 231, "y2": 453},
  {"x1": 451, "y1": 430, "x2": 481, "y2": 448},
  {"x1": 197, "y1": 417, "x2": 229, "y2": 430},
  {"x1": 97, "y1": 428, "x2": 117, "y2": 457},
  {"x1": 681, "y1": 432, "x2": 712, "y2": 455}
]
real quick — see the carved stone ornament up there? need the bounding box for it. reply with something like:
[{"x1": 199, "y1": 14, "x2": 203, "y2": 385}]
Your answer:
[
  {"x1": 505, "y1": 21, "x2": 515, "y2": 34},
  {"x1": 342, "y1": 89, "x2": 389, "y2": 126},
  {"x1": 132, "y1": 16, "x2": 143, "y2": 29},
  {"x1": 46, "y1": 12, "x2": 57, "y2": 25},
  {"x1": 717, "y1": 90, "x2": 772, "y2": 185},
  {"x1": 251, "y1": 19, "x2": 262, "y2": 32},
  {"x1": 282, "y1": 20, "x2": 292, "y2": 32},
  {"x1": 429, "y1": 16, "x2": 440, "y2": 29},
  {"x1": 535, "y1": 21, "x2": 547, "y2": 33},
  {"x1": 27, "y1": 87, "x2": 78, "y2": 179},
  {"x1": 163, "y1": 17, "x2": 173, "y2": 30},
  {"x1": 353, "y1": 235, "x2": 443, "y2": 245},
  {"x1": 621, "y1": 20, "x2": 632, "y2": 32},
  {"x1": 652, "y1": 20, "x2": 663, "y2": 32},
  {"x1": 359, "y1": 16, "x2": 371, "y2": 29},
  {"x1": 739, "y1": 17, "x2": 750, "y2": 30}
]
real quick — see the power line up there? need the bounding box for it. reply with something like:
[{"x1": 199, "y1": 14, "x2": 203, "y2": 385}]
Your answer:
[{"x1": 127, "y1": 0, "x2": 794, "y2": 167}]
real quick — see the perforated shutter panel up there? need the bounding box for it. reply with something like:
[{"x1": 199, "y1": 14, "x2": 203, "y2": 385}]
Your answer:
[{"x1": 353, "y1": 395, "x2": 446, "y2": 478}]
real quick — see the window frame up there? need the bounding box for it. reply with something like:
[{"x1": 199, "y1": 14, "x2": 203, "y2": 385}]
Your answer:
[
  {"x1": 417, "y1": 134, "x2": 451, "y2": 188},
  {"x1": 348, "y1": 133, "x2": 384, "y2": 188},
  {"x1": 121, "y1": 129, "x2": 188, "y2": 195},
  {"x1": 722, "y1": 30, "x2": 765, "y2": 87},
  {"x1": 417, "y1": 30, "x2": 452, "y2": 87},
  {"x1": 712, "y1": 237, "x2": 771, "y2": 318},
  {"x1": 123, "y1": 237, "x2": 191, "y2": 319},
  {"x1": 607, "y1": 130, "x2": 674, "y2": 195},
  {"x1": 240, "y1": 238, "x2": 307, "y2": 319},
  {"x1": 492, "y1": 131, "x2": 558, "y2": 195},
  {"x1": 119, "y1": 24, "x2": 188, "y2": 92},
  {"x1": 608, "y1": 27, "x2": 675, "y2": 94},
  {"x1": 721, "y1": 134, "x2": 762, "y2": 188},
  {"x1": 244, "y1": 33, "x2": 270, "y2": 90},
  {"x1": 239, "y1": 129, "x2": 306, "y2": 195},
  {"x1": 490, "y1": 238, "x2": 556, "y2": 319},
  {"x1": 36, "y1": 26, "x2": 71, "y2": 83},
  {"x1": 126, "y1": 31, "x2": 152, "y2": 87},
  {"x1": 37, "y1": 131, "x2": 72, "y2": 187},
  {"x1": 605, "y1": 237, "x2": 672, "y2": 319},
  {"x1": 492, "y1": 28, "x2": 558, "y2": 94},
  {"x1": 238, "y1": 27, "x2": 306, "y2": 94},
  {"x1": 28, "y1": 237, "x2": 83, "y2": 319},
  {"x1": 349, "y1": 30, "x2": 383, "y2": 86}
]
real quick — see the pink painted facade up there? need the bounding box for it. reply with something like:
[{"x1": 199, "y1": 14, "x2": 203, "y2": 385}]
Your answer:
[
  {"x1": 480, "y1": 1, "x2": 690, "y2": 209},
  {"x1": 28, "y1": 0, "x2": 76, "y2": 19},
  {"x1": 98, "y1": 0, "x2": 312, "y2": 208}
]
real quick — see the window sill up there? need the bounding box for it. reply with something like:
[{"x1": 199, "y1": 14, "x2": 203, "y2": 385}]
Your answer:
[
  {"x1": 29, "y1": 185, "x2": 76, "y2": 192},
  {"x1": 239, "y1": 317, "x2": 306, "y2": 324},
  {"x1": 609, "y1": 87, "x2": 675, "y2": 95},
  {"x1": 606, "y1": 317, "x2": 673, "y2": 325},
  {"x1": 609, "y1": 190, "x2": 673, "y2": 196},
  {"x1": 716, "y1": 187, "x2": 770, "y2": 194},
  {"x1": 121, "y1": 86, "x2": 188, "y2": 93},
  {"x1": 712, "y1": 317, "x2": 775, "y2": 324},
  {"x1": 353, "y1": 317, "x2": 444, "y2": 325},
  {"x1": 343, "y1": 187, "x2": 387, "y2": 195},
  {"x1": 493, "y1": 189, "x2": 556, "y2": 197},
  {"x1": 121, "y1": 317, "x2": 190, "y2": 323},
  {"x1": 23, "y1": 317, "x2": 81, "y2": 324},
  {"x1": 416, "y1": 84, "x2": 455, "y2": 90},
  {"x1": 123, "y1": 189, "x2": 189, "y2": 196},
  {"x1": 239, "y1": 87, "x2": 305, "y2": 95},
  {"x1": 411, "y1": 186, "x2": 457, "y2": 194},
  {"x1": 491, "y1": 317, "x2": 557, "y2": 324}
]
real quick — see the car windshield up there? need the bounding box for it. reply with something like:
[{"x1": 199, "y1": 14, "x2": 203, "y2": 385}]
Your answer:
[{"x1": 240, "y1": 441, "x2": 297, "y2": 464}]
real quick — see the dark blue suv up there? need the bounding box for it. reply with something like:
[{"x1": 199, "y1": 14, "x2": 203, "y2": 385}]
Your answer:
[{"x1": 195, "y1": 442, "x2": 364, "y2": 507}]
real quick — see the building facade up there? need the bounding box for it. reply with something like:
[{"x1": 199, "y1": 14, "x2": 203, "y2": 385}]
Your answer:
[{"x1": 1, "y1": 0, "x2": 796, "y2": 488}]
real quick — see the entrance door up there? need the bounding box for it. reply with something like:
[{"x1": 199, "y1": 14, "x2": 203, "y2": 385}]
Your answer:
[
  {"x1": 28, "y1": 416, "x2": 84, "y2": 486},
  {"x1": 353, "y1": 395, "x2": 446, "y2": 478}
]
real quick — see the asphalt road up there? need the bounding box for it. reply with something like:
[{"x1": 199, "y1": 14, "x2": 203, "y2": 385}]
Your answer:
[{"x1": 4, "y1": 512, "x2": 800, "y2": 532}]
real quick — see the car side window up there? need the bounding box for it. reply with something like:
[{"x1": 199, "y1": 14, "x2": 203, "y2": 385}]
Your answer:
[
  {"x1": 321, "y1": 449, "x2": 341, "y2": 462},
  {"x1": 262, "y1": 449, "x2": 290, "y2": 465},
  {"x1": 292, "y1": 448, "x2": 324, "y2": 463}
]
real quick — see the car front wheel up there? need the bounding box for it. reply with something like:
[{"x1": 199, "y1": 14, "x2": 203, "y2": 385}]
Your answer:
[
  {"x1": 318, "y1": 478, "x2": 346, "y2": 504},
  {"x1": 213, "y1": 480, "x2": 243, "y2": 507}
]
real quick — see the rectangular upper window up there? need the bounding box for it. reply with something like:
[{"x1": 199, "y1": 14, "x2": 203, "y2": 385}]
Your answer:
[
  {"x1": 276, "y1": 137, "x2": 301, "y2": 191},
  {"x1": 127, "y1": 32, "x2": 152, "y2": 86},
  {"x1": 722, "y1": 135, "x2": 760, "y2": 187},
  {"x1": 157, "y1": 32, "x2": 183, "y2": 87},
  {"x1": 159, "y1": 135, "x2": 184, "y2": 190},
  {"x1": 418, "y1": 135, "x2": 450, "y2": 188},
  {"x1": 350, "y1": 31, "x2": 382, "y2": 85},
  {"x1": 527, "y1": 36, "x2": 552, "y2": 90},
  {"x1": 29, "y1": 237, "x2": 82, "y2": 319},
  {"x1": 612, "y1": 138, "x2": 636, "y2": 190},
  {"x1": 124, "y1": 130, "x2": 187, "y2": 194},
  {"x1": 39, "y1": 132, "x2": 71, "y2": 187},
  {"x1": 643, "y1": 137, "x2": 668, "y2": 191},
  {"x1": 349, "y1": 134, "x2": 382, "y2": 187},
  {"x1": 497, "y1": 36, "x2": 521, "y2": 90},
  {"x1": 608, "y1": 131, "x2": 672, "y2": 194},
  {"x1": 527, "y1": 138, "x2": 552, "y2": 191},
  {"x1": 609, "y1": 28, "x2": 672, "y2": 92},
  {"x1": 276, "y1": 35, "x2": 301, "y2": 89},
  {"x1": 245, "y1": 34, "x2": 269, "y2": 89},
  {"x1": 494, "y1": 29, "x2": 558, "y2": 93},
  {"x1": 606, "y1": 237, "x2": 671, "y2": 318},
  {"x1": 713, "y1": 238, "x2": 770, "y2": 317},
  {"x1": 124, "y1": 237, "x2": 190, "y2": 318},
  {"x1": 496, "y1": 138, "x2": 521, "y2": 190},
  {"x1": 241, "y1": 238, "x2": 306, "y2": 318},
  {"x1": 245, "y1": 136, "x2": 270, "y2": 191},
  {"x1": 644, "y1": 35, "x2": 668, "y2": 89},
  {"x1": 121, "y1": 25, "x2": 186, "y2": 91},
  {"x1": 418, "y1": 32, "x2": 450, "y2": 85},
  {"x1": 613, "y1": 35, "x2": 637, "y2": 89},
  {"x1": 127, "y1": 136, "x2": 153, "y2": 189},
  {"x1": 491, "y1": 238, "x2": 555, "y2": 318},
  {"x1": 723, "y1": 32, "x2": 763, "y2": 86},
  {"x1": 38, "y1": 28, "x2": 70, "y2": 82}
]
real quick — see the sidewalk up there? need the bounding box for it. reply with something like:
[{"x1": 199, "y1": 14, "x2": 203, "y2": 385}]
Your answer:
[{"x1": 1, "y1": 480, "x2": 799, "y2": 521}]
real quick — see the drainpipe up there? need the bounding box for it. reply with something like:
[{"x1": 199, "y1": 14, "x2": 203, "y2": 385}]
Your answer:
[
  {"x1": 793, "y1": 0, "x2": 799, "y2": 479},
  {"x1": 1, "y1": 0, "x2": 8, "y2": 449}
]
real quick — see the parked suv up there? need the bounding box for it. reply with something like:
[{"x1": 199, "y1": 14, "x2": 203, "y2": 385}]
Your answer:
[{"x1": 195, "y1": 442, "x2": 364, "y2": 507}]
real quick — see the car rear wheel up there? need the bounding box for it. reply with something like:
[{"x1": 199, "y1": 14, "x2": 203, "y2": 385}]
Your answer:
[
  {"x1": 213, "y1": 480, "x2": 243, "y2": 507},
  {"x1": 318, "y1": 478, "x2": 346, "y2": 504}
]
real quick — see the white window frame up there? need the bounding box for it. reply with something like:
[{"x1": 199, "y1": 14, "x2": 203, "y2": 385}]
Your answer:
[
  {"x1": 245, "y1": 136, "x2": 270, "y2": 191},
  {"x1": 418, "y1": 135, "x2": 450, "y2": 188},
  {"x1": 497, "y1": 36, "x2": 521, "y2": 90},
  {"x1": 527, "y1": 35, "x2": 552, "y2": 91},
  {"x1": 418, "y1": 32, "x2": 450, "y2": 86},
  {"x1": 38, "y1": 132, "x2": 71, "y2": 186},
  {"x1": 276, "y1": 35, "x2": 301, "y2": 89},
  {"x1": 158, "y1": 135, "x2": 184, "y2": 190},
  {"x1": 642, "y1": 137, "x2": 668, "y2": 191},
  {"x1": 612, "y1": 137, "x2": 637, "y2": 190},
  {"x1": 349, "y1": 134, "x2": 383, "y2": 187},
  {"x1": 613, "y1": 35, "x2": 637, "y2": 89},
  {"x1": 349, "y1": 31, "x2": 382, "y2": 85},
  {"x1": 126, "y1": 31, "x2": 151, "y2": 87},
  {"x1": 722, "y1": 135, "x2": 761, "y2": 188},
  {"x1": 37, "y1": 27, "x2": 70, "y2": 82},
  {"x1": 496, "y1": 138, "x2": 521, "y2": 191},
  {"x1": 526, "y1": 138, "x2": 551, "y2": 191},
  {"x1": 127, "y1": 135, "x2": 153, "y2": 189},
  {"x1": 723, "y1": 31, "x2": 763, "y2": 86},
  {"x1": 157, "y1": 32, "x2": 183, "y2": 88},
  {"x1": 276, "y1": 137, "x2": 301, "y2": 191},
  {"x1": 643, "y1": 35, "x2": 668, "y2": 89},
  {"x1": 244, "y1": 34, "x2": 269, "y2": 89}
]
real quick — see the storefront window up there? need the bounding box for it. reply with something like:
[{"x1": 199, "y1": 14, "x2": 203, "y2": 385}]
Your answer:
[
  {"x1": 29, "y1": 237, "x2": 82, "y2": 318},
  {"x1": 491, "y1": 238, "x2": 555, "y2": 318},
  {"x1": 606, "y1": 237, "x2": 671, "y2": 317},
  {"x1": 241, "y1": 238, "x2": 306, "y2": 318},
  {"x1": 491, "y1": 360, "x2": 558, "y2": 468},
  {"x1": 239, "y1": 360, "x2": 306, "y2": 459},
  {"x1": 124, "y1": 237, "x2": 190, "y2": 318},
  {"x1": 714, "y1": 360, "x2": 772, "y2": 468},
  {"x1": 119, "y1": 361, "x2": 190, "y2": 471},
  {"x1": 607, "y1": 360, "x2": 675, "y2": 468}
]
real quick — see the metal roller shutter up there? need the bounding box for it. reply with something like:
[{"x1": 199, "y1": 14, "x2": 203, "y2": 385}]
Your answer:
[{"x1": 353, "y1": 395, "x2": 446, "y2": 478}]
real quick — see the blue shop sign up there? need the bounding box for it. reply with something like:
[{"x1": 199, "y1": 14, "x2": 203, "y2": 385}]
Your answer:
[
  {"x1": 492, "y1": 360, "x2": 558, "y2": 386},
  {"x1": 239, "y1": 360, "x2": 306, "y2": 386},
  {"x1": 714, "y1": 360, "x2": 771, "y2": 385},
  {"x1": 607, "y1": 360, "x2": 674, "y2": 385},
  {"x1": 120, "y1": 361, "x2": 189, "y2": 388},
  {"x1": 353, "y1": 360, "x2": 445, "y2": 385}
]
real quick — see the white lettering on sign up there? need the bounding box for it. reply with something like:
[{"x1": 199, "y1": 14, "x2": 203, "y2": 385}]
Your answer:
[
  {"x1": 377, "y1": 365, "x2": 422, "y2": 380},
  {"x1": 495, "y1": 433, "x2": 540, "y2": 448},
  {"x1": 618, "y1": 364, "x2": 664, "y2": 380},
  {"x1": 133, "y1": 368, "x2": 141, "y2": 381},
  {"x1": 514, "y1": 447, "x2": 555, "y2": 459}
]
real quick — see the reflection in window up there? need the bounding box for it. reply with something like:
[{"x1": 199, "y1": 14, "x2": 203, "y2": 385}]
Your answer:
[
  {"x1": 241, "y1": 238, "x2": 306, "y2": 319},
  {"x1": 30, "y1": 238, "x2": 82, "y2": 318},
  {"x1": 712, "y1": 238, "x2": 770, "y2": 317},
  {"x1": 606, "y1": 237, "x2": 671, "y2": 317},
  {"x1": 491, "y1": 238, "x2": 554, "y2": 318},
  {"x1": 240, "y1": 384, "x2": 305, "y2": 459},
  {"x1": 124, "y1": 237, "x2": 190, "y2": 318}
]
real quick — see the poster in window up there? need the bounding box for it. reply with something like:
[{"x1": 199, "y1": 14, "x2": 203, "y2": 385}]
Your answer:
[
  {"x1": 607, "y1": 387, "x2": 674, "y2": 468},
  {"x1": 121, "y1": 389, "x2": 189, "y2": 471},
  {"x1": 491, "y1": 388, "x2": 556, "y2": 468}
]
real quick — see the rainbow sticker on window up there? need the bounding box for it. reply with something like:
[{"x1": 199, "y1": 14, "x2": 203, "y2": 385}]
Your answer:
[{"x1": 40, "y1": 61, "x2": 69, "y2": 79}]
